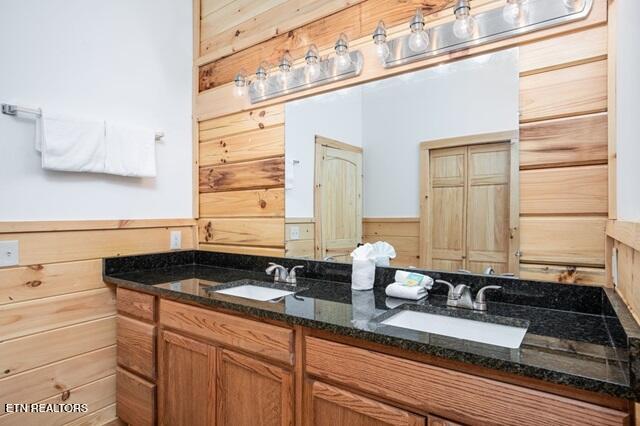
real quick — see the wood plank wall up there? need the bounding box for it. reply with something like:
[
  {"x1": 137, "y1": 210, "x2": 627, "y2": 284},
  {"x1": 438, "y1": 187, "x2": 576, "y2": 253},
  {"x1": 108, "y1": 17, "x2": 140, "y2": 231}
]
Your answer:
[
  {"x1": 194, "y1": 0, "x2": 610, "y2": 285},
  {"x1": 363, "y1": 219, "x2": 420, "y2": 267},
  {"x1": 607, "y1": 221, "x2": 640, "y2": 318},
  {"x1": 285, "y1": 219, "x2": 315, "y2": 259},
  {"x1": 198, "y1": 106, "x2": 286, "y2": 257},
  {"x1": 0, "y1": 221, "x2": 195, "y2": 426}
]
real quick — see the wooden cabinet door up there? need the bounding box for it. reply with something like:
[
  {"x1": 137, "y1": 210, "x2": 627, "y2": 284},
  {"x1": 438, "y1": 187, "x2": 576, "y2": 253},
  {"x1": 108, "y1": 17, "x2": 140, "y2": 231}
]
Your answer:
[
  {"x1": 158, "y1": 330, "x2": 216, "y2": 426},
  {"x1": 216, "y1": 349, "x2": 294, "y2": 426},
  {"x1": 305, "y1": 380, "x2": 425, "y2": 426}
]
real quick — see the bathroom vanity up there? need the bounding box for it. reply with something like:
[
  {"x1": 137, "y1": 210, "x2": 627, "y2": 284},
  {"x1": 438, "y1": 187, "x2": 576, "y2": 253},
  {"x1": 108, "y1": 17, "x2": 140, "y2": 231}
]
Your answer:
[{"x1": 104, "y1": 251, "x2": 640, "y2": 426}]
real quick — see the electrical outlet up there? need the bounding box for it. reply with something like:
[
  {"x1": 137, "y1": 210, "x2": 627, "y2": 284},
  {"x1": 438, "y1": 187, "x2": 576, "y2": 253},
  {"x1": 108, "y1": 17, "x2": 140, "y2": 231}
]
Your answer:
[
  {"x1": 289, "y1": 226, "x2": 300, "y2": 241},
  {"x1": 0, "y1": 240, "x2": 19, "y2": 267},
  {"x1": 170, "y1": 231, "x2": 182, "y2": 250}
]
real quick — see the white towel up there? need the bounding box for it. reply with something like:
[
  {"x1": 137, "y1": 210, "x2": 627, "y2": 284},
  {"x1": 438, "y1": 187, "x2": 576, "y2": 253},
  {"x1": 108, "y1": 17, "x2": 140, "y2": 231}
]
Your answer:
[
  {"x1": 104, "y1": 122, "x2": 156, "y2": 177},
  {"x1": 394, "y1": 270, "x2": 433, "y2": 289},
  {"x1": 385, "y1": 283, "x2": 427, "y2": 300},
  {"x1": 36, "y1": 113, "x2": 106, "y2": 173}
]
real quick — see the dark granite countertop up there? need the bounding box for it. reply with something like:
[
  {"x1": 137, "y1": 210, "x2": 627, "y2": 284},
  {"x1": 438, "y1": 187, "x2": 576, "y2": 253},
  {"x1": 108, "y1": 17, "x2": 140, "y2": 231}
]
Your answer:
[{"x1": 104, "y1": 250, "x2": 640, "y2": 400}]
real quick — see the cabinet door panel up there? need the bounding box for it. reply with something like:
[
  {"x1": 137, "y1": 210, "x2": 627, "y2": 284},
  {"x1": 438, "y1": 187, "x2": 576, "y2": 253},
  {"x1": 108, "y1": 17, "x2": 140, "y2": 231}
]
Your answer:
[
  {"x1": 217, "y1": 349, "x2": 293, "y2": 426},
  {"x1": 305, "y1": 380, "x2": 425, "y2": 426},
  {"x1": 158, "y1": 330, "x2": 216, "y2": 426}
]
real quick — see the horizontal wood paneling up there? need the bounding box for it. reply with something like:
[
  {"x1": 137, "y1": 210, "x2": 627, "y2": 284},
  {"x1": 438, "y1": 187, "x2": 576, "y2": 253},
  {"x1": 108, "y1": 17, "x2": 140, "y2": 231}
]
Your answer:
[
  {"x1": 520, "y1": 113, "x2": 608, "y2": 169},
  {"x1": 0, "y1": 259, "x2": 103, "y2": 306},
  {"x1": 200, "y1": 156, "x2": 285, "y2": 193},
  {"x1": 520, "y1": 60, "x2": 607, "y2": 122},
  {"x1": 305, "y1": 337, "x2": 628, "y2": 426},
  {"x1": 285, "y1": 240, "x2": 315, "y2": 259},
  {"x1": 0, "y1": 346, "x2": 116, "y2": 412},
  {"x1": 0, "y1": 374, "x2": 116, "y2": 426},
  {"x1": 200, "y1": 243, "x2": 285, "y2": 257},
  {"x1": 612, "y1": 238, "x2": 640, "y2": 321},
  {"x1": 64, "y1": 403, "x2": 118, "y2": 426},
  {"x1": 0, "y1": 227, "x2": 194, "y2": 266},
  {"x1": 0, "y1": 317, "x2": 116, "y2": 378},
  {"x1": 199, "y1": 0, "x2": 364, "y2": 63},
  {"x1": 363, "y1": 218, "x2": 420, "y2": 267},
  {"x1": 199, "y1": 105, "x2": 284, "y2": 139},
  {"x1": 519, "y1": 264, "x2": 605, "y2": 286},
  {"x1": 0, "y1": 288, "x2": 116, "y2": 341},
  {"x1": 518, "y1": 25, "x2": 607, "y2": 75},
  {"x1": 116, "y1": 367, "x2": 155, "y2": 426},
  {"x1": 200, "y1": 125, "x2": 284, "y2": 166},
  {"x1": 520, "y1": 165, "x2": 608, "y2": 215},
  {"x1": 285, "y1": 220, "x2": 315, "y2": 259},
  {"x1": 200, "y1": 188, "x2": 284, "y2": 217},
  {"x1": 520, "y1": 217, "x2": 607, "y2": 266},
  {"x1": 199, "y1": 218, "x2": 285, "y2": 247}
]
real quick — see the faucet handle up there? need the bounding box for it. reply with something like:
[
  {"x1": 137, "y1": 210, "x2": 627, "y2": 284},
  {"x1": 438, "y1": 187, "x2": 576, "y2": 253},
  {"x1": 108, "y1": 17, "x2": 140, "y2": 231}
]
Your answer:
[
  {"x1": 266, "y1": 263, "x2": 288, "y2": 282},
  {"x1": 288, "y1": 266, "x2": 304, "y2": 284},
  {"x1": 473, "y1": 285, "x2": 502, "y2": 311},
  {"x1": 435, "y1": 279, "x2": 455, "y2": 299}
]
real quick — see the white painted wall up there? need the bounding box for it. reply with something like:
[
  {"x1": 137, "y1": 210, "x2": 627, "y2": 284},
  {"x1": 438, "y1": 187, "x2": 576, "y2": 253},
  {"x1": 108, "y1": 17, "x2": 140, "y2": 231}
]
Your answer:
[
  {"x1": 285, "y1": 49, "x2": 519, "y2": 218},
  {"x1": 285, "y1": 86, "x2": 363, "y2": 218},
  {"x1": 615, "y1": 0, "x2": 640, "y2": 221},
  {"x1": 0, "y1": 0, "x2": 193, "y2": 221}
]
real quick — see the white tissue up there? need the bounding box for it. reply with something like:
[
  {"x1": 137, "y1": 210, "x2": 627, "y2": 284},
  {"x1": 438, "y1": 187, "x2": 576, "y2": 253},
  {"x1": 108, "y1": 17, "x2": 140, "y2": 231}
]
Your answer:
[
  {"x1": 371, "y1": 241, "x2": 397, "y2": 267},
  {"x1": 351, "y1": 244, "x2": 376, "y2": 290}
]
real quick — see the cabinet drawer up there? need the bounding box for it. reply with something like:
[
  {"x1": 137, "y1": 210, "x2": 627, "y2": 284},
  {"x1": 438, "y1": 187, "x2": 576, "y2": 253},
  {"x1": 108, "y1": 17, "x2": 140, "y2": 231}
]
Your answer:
[
  {"x1": 159, "y1": 299, "x2": 294, "y2": 365},
  {"x1": 117, "y1": 367, "x2": 156, "y2": 426},
  {"x1": 305, "y1": 337, "x2": 628, "y2": 426},
  {"x1": 117, "y1": 315, "x2": 156, "y2": 380},
  {"x1": 117, "y1": 287, "x2": 155, "y2": 322}
]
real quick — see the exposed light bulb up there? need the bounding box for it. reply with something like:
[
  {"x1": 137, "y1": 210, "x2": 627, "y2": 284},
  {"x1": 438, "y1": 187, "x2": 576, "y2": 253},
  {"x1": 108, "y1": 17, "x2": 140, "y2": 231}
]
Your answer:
[
  {"x1": 254, "y1": 63, "x2": 268, "y2": 94},
  {"x1": 305, "y1": 44, "x2": 320, "y2": 82},
  {"x1": 503, "y1": 0, "x2": 529, "y2": 25},
  {"x1": 372, "y1": 21, "x2": 389, "y2": 62},
  {"x1": 334, "y1": 34, "x2": 352, "y2": 72},
  {"x1": 233, "y1": 71, "x2": 247, "y2": 98},
  {"x1": 278, "y1": 53, "x2": 292, "y2": 87},
  {"x1": 453, "y1": 1, "x2": 476, "y2": 40},
  {"x1": 408, "y1": 9, "x2": 430, "y2": 53}
]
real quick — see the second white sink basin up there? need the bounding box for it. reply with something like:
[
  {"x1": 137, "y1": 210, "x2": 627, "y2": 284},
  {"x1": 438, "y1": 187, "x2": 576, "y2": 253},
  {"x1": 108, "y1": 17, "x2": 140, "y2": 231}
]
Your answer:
[
  {"x1": 381, "y1": 309, "x2": 527, "y2": 349},
  {"x1": 214, "y1": 284, "x2": 295, "y2": 301}
]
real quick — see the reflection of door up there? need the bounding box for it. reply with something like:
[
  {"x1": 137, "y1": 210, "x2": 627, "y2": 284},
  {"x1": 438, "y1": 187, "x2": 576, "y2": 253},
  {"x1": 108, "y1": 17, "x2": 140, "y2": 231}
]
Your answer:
[
  {"x1": 314, "y1": 136, "x2": 363, "y2": 262},
  {"x1": 421, "y1": 133, "x2": 518, "y2": 275}
]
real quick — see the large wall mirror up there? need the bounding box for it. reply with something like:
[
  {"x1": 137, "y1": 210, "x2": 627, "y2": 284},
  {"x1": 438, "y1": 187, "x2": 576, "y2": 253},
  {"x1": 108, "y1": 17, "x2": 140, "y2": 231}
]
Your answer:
[{"x1": 284, "y1": 49, "x2": 520, "y2": 275}]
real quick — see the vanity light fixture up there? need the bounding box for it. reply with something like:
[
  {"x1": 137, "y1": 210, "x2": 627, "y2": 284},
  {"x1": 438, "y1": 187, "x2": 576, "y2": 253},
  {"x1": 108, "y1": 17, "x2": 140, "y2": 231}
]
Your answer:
[
  {"x1": 452, "y1": 0, "x2": 477, "y2": 39},
  {"x1": 278, "y1": 53, "x2": 292, "y2": 86},
  {"x1": 233, "y1": 70, "x2": 247, "y2": 98},
  {"x1": 503, "y1": 0, "x2": 529, "y2": 25},
  {"x1": 372, "y1": 20, "x2": 390, "y2": 62},
  {"x1": 408, "y1": 9, "x2": 430, "y2": 53},
  {"x1": 376, "y1": 0, "x2": 593, "y2": 69},
  {"x1": 304, "y1": 44, "x2": 321, "y2": 81},
  {"x1": 334, "y1": 34, "x2": 353, "y2": 71}
]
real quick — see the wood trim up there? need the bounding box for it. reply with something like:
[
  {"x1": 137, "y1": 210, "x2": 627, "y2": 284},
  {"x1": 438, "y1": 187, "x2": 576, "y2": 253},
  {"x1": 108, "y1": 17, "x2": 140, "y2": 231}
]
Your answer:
[
  {"x1": 199, "y1": 243, "x2": 285, "y2": 257},
  {"x1": 286, "y1": 217, "x2": 315, "y2": 224},
  {"x1": 607, "y1": 0, "x2": 617, "y2": 220},
  {"x1": 0, "y1": 218, "x2": 196, "y2": 234},
  {"x1": 315, "y1": 135, "x2": 363, "y2": 153},
  {"x1": 363, "y1": 217, "x2": 419, "y2": 223},
  {"x1": 607, "y1": 220, "x2": 640, "y2": 252},
  {"x1": 419, "y1": 130, "x2": 519, "y2": 150}
]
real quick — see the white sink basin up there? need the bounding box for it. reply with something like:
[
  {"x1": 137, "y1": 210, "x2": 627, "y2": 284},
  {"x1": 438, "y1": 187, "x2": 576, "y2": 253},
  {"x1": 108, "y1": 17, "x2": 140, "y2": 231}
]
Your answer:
[
  {"x1": 214, "y1": 284, "x2": 295, "y2": 301},
  {"x1": 381, "y1": 310, "x2": 527, "y2": 349}
]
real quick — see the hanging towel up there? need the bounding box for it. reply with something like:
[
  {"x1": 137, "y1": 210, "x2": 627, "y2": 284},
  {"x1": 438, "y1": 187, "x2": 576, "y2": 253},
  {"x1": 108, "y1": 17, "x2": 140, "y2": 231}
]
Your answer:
[
  {"x1": 104, "y1": 122, "x2": 156, "y2": 177},
  {"x1": 36, "y1": 112, "x2": 106, "y2": 173}
]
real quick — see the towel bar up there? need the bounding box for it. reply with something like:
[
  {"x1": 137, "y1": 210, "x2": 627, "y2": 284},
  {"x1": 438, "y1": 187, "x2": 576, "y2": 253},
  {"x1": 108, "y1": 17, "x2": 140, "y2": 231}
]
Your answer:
[{"x1": 2, "y1": 103, "x2": 164, "y2": 141}]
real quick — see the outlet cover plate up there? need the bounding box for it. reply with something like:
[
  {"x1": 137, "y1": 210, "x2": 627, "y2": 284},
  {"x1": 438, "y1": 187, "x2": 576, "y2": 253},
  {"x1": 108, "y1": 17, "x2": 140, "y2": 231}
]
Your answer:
[
  {"x1": 170, "y1": 231, "x2": 182, "y2": 250},
  {"x1": 289, "y1": 226, "x2": 300, "y2": 241},
  {"x1": 0, "y1": 240, "x2": 19, "y2": 267}
]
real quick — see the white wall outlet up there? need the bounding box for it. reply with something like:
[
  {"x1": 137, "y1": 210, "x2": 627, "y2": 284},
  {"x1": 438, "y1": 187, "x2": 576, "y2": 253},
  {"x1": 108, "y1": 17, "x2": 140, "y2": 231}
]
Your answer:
[
  {"x1": 0, "y1": 240, "x2": 19, "y2": 267},
  {"x1": 170, "y1": 231, "x2": 182, "y2": 250},
  {"x1": 289, "y1": 226, "x2": 300, "y2": 241}
]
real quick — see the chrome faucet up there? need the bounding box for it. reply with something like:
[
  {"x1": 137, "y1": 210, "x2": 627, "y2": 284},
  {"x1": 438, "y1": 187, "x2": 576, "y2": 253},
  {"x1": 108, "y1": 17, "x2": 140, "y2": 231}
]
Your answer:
[
  {"x1": 265, "y1": 263, "x2": 304, "y2": 285},
  {"x1": 435, "y1": 280, "x2": 501, "y2": 311}
]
